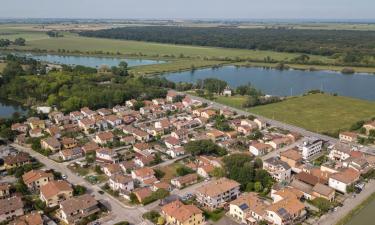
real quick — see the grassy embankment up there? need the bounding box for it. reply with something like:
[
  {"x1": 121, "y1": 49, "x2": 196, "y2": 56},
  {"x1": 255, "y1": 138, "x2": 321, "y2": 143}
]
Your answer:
[
  {"x1": 0, "y1": 63, "x2": 6, "y2": 72},
  {"x1": 335, "y1": 192, "x2": 375, "y2": 225},
  {"x1": 213, "y1": 94, "x2": 375, "y2": 135}
]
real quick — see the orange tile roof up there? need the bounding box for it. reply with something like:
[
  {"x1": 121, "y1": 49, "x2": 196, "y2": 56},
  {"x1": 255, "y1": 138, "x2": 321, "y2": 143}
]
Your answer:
[
  {"x1": 22, "y1": 170, "x2": 53, "y2": 185},
  {"x1": 40, "y1": 180, "x2": 72, "y2": 199},
  {"x1": 267, "y1": 197, "x2": 305, "y2": 217},
  {"x1": 280, "y1": 148, "x2": 302, "y2": 161},
  {"x1": 196, "y1": 177, "x2": 240, "y2": 197},
  {"x1": 330, "y1": 168, "x2": 360, "y2": 184},
  {"x1": 162, "y1": 200, "x2": 202, "y2": 223},
  {"x1": 134, "y1": 167, "x2": 155, "y2": 178}
]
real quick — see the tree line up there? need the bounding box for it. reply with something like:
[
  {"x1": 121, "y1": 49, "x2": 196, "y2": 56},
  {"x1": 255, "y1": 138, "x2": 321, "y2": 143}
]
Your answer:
[{"x1": 0, "y1": 37, "x2": 26, "y2": 47}]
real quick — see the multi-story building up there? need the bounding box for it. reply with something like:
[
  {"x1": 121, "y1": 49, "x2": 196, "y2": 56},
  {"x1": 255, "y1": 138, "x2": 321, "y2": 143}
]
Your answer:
[
  {"x1": 196, "y1": 177, "x2": 240, "y2": 209},
  {"x1": 161, "y1": 200, "x2": 204, "y2": 225},
  {"x1": 298, "y1": 138, "x2": 323, "y2": 160},
  {"x1": 263, "y1": 157, "x2": 291, "y2": 182}
]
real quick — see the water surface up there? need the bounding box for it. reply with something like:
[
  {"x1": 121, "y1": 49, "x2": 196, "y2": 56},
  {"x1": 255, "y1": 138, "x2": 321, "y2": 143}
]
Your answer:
[
  {"x1": 164, "y1": 66, "x2": 375, "y2": 101},
  {"x1": 0, "y1": 99, "x2": 28, "y2": 118}
]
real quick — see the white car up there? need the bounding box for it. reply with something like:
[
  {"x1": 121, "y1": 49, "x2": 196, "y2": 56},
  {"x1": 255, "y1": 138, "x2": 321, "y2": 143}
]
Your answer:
[{"x1": 62, "y1": 174, "x2": 68, "y2": 179}]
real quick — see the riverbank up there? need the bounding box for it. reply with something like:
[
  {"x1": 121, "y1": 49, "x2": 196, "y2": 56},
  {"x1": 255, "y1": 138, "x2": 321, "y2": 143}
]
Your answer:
[{"x1": 335, "y1": 191, "x2": 375, "y2": 225}]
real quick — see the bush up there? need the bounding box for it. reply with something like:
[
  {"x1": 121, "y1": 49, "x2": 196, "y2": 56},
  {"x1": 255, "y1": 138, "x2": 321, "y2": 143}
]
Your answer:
[
  {"x1": 142, "y1": 189, "x2": 169, "y2": 205},
  {"x1": 114, "y1": 222, "x2": 130, "y2": 225},
  {"x1": 73, "y1": 185, "x2": 87, "y2": 196},
  {"x1": 142, "y1": 211, "x2": 160, "y2": 224}
]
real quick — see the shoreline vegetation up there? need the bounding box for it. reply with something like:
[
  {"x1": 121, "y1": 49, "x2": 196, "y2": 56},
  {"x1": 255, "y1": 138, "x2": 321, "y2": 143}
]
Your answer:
[{"x1": 335, "y1": 192, "x2": 375, "y2": 225}]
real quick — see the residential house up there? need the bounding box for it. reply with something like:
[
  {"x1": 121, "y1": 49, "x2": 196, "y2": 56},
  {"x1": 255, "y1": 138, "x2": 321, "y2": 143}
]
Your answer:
[
  {"x1": 11, "y1": 211, "x2": 43, "y2": 225},
  {"x1": 207, "y1": 129, "x2": 227, "y2": 142},
  {"x1": 40, "y1": 180, "x2": 73, "y2": 207},
  {"x1": 280, "y1": 148, "x2": 303, "y2": 173},
  {"x1": 133, "y1": 129, "x2": 150, "y2": 142},
  {"x1": 254, "y1": 118, "x2": 267, "y2": 129},
  {"x1": 3, "y1": 152, "x2": 31, "y2": 170},
  {"x1": 161, "y1": 200, "x2": 204, "y2": 225},
  {"x1": 339, "y1": 132, "x2": 358, "y2": 143},
  {"x1": 197, "y1": 164, "x2": 215, "y2": 178},
  {"x1": 78, "y1": 118, "x2": 96, "y2": 133},
  {"x1": 152, "y1": 182, "x2": 172, "y2": 192},
  {"x1": 263, "y1": 157, "x2": 291, "y2": 182},
  {"x1": 0, "y1": 196, "x2": 24, "y2": 223},
  {"x1": 265, "y1": 197, "x2": 305, "y2": 225},
  {"x1": 328, "y1": 143, "x2": 354, "y2": 161},
  {"x1": 121, "y1": 136, "x2": 136, "y2": 145},
  {"x1": 80, "y1": 107, "x2": 97, "y2": 118},
  {"x1": 312, "y1": 183, "x2": 335, "y2": 201},
  {"x1": 133, "y1": 187, "x2": 153, "y2": 204},
  {"x1": 95, "y1": 131, "x2": 114, "y2": 145},
  {"x1": 82, "y1": 141, "x2": 100, "y2": 154},
  {"x1": 41, "y1": 137, "x2": 61, "y2": 152},
  {"x1": 60, "y1": 147, "x2": 83, "y2": 161},
  {"x1": 363, "y1": 121, "x2": 375, "y2": 135},
  {"x1": 104, "y1": 115, "x2": 122, "y2": 127},
  {"x1": 29, "y1": 128, "x2": 43, "y2": 138},
  {"x1": 120, "y1": 161, "x2": 137, "y2": 174},
  {"x1": 196, "y1": 177, "x2": 241, "y2": 209},
  {"x1": 164, "y1": 136, "x2": 181, "y2": 149},
  {"x1": 166, "y1": 146, "x2": 185, "y2": 158},
  {"x1": 69, "y1": 111, "x2": 84, "y2": 122},
  {"x1": 166, "y1": 90, "x2": 180, "y2": 102},
  {"x1": 61, "y1": 137, "x2": 77, "y2": 149},
  {"x1": 134, "y1": 154, "x2": 155, "y2": 168},
  {"x1": 29, "y1": 119, "x2": 45, "y2": 130},
  {"x1": 133, "y1": 143, "x2": 151, "y2": 153},
  {"x1": 46, "y1": 125, "x2": 61, "y2": 138},
  {"x1": 96, "y1": 148, "x2": 119, "y2": 163},
  {"x1": 11, "y1": 123, "x2": 28, "y2": 133},
  {"x1": 201, "y1": 109, "x2": 217, "y2": 119},
  {"x1": 171, "y1": 174, "x2": 198, "y2": 189},
  {"x1": 229, "y1": 192, "x2": 267, "y2": 224},
  {"x1": 267, "y1": 137, "x2": 292, "y2": 149},
  {"x1": 0, "y1": 183, "x2": 10, "y2": 199},
  {"x1": 131, "y1": 167, "x2": 156, "y2": 183},
  {"x1": 59, "y1": 194, "x2": 99, "y2": 224},
  {"x1": 97, "y1": 108, "x2": 112, "y2": 117},
  {"x1": 109, "y1": 174, "x2": 134, "y2": 193},
  {"x1": 171, "y1": 129, "x2": 189, "y2": 141},
  {"x1": 249, "y1": 142, "x2": 273, "y2": 156},
  {"x1": 328, "y1": 168, "x2": 360, "y2": 193},
  {"x1": 22, "y1": 170, "x2": 54, "y2": 192}
]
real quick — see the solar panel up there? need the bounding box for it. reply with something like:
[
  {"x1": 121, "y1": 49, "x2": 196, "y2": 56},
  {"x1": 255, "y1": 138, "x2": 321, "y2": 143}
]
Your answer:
[{"x1": 239, "y1": 203, "x2": 249, "y2": 210}]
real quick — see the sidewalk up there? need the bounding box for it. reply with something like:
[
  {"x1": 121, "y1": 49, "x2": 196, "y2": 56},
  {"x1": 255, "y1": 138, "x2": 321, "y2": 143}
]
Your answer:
[{"x1": 317, "y1": 180, "x2": 375, "y2": 225}]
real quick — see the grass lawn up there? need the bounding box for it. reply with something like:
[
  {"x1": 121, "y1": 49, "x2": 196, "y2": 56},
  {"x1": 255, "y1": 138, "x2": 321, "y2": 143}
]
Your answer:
[
  {"x1": 249, "y1": 93, "x2": 375, "y2": 135},
  {"x1": 214, "y1": 95, "x2": 248, "y2": 109},
  {"x1": 157, "y1": 162, "x2": 183, "y2": 182},
  {"x1": 67, "y1": 164, "x2": 91, "y2": 176}
]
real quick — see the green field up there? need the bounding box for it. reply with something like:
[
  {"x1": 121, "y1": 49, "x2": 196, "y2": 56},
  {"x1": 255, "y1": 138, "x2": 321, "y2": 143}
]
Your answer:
[
  {"x1": 214, "y1": 95, "x2": 248, "y2": 109},
  {"x1": 0, "y1": 63, "x2": 6, "y2": 72},
  {"x1": 248, "y1": 94, "x2": 375, "y2": 134}
]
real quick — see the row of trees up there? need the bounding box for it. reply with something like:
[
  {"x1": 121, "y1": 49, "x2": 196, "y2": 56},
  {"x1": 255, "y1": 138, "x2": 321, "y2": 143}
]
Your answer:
[{"x1": 0, "y1": 37, "x2": 26, "y2": 47}]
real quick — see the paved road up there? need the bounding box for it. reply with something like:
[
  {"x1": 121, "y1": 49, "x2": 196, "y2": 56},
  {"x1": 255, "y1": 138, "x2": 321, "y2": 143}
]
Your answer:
[
  {"x1": 261, "y1": 140, "x2": 303, "y2": 161},
  {"x1": 317, "y1": 180, "x2": 375, "y2": 225},
  {"x1": 11, "y1": 144, "x2": 151, "y2": 225},
  {"x1": 185, "y1": 93, "x2": 375, "y2": 155}
]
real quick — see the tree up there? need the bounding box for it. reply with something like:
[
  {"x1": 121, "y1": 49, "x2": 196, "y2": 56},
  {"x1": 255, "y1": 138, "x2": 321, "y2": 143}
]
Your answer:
[
  {"x1": 254, "y1": 181, "x2": 263, "y2": 192},
  {"x1": 14, "y1": 37, "x2": 26, "y2": 46},
  {"x1": 2, "y1": 61, "x2": 25, "y2": 83},
  {"x1": 154, "y1": 169, "x2": 166, "y2": 179},
  {"x1": 73, "y1": 185, "x2": 87, "y2": 196},
  {"x1": 245, "y1": 182, "x2": 254, "y2": 192},
  {"x1": 210, "y1": 167, "x2": 226, "y2": 178},
  {"x1": 185, "y1": 140, "x2": 227, "y2": 156},
  {"x1": 157, "y1": 216, "x2": 166, "y2": 225},
  {"x1": 176, "y1": 166, "x2": 194, "y2": 176},
  {"x1": 311, "y1": 197, "x2": 331, "y2": 213}
]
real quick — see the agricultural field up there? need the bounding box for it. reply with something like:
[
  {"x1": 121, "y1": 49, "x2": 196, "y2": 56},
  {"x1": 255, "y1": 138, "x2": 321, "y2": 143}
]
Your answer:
[
  {"x1": 0, "y1": 63, "x2": 6, "y2": 72},
  {"x1": 214, "y1": 95, "x2": 247, "y2": 109},
  {"x1": 249, "y1": 93, "x2": 375, "y2": 135}
]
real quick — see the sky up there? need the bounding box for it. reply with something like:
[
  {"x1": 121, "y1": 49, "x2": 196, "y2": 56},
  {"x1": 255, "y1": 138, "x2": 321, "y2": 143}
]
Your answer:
[{"x1": 0, "y1": 0, "x2": 374, "y2": 20}]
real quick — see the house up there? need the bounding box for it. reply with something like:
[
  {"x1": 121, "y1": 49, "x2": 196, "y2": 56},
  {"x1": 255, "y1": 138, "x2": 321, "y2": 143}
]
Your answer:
[
  {"x1": 131, "y1": 167, "x2": 155, "y2": 183},
  {"x1": 328, "y1": 168, "x2": 360, "y2": 193},
  {"x1": 120, "y1": 161, "x2": 137, "y2": 173},
  {"x1": 29, "y1": 119, "x2": 45, "y2": 130},
  {"x1": 171, "y1": 128, "x2": 189, "y2": 141},
  {"x1": 237, "y1": 125, "x2": 253, "y2": 135},
  {"x1": 271, "y1": 186, "x2": 303, "y2": 203},
  {"x1": 78, "y1": 118, "x2": 96, "y2": 132},
  {"x1": 263, "y1": 157, "x2": 291, "y2": 182},
  {"x1": 22, "y1": 170, "x2": 54, "y2": 192},
  {"x1": 312, "y1": 183, "x2": 335, "y2": 201},
  {"x1": 29, "y1": 128, "x2": 43, "y2": 138},
  {"x1": 265, "y1": 197, "x2": 305, "y2": 225},
  {"x1": 201, "y1": 109, "x2": 217, "y2": 119},
  {"x1": 82, "y1": 141, "x2": 100, "y2": 154},
  {"x1": 80, "y1": 107, "x2": 97, "y2": 118},
  {"x1": 166, "y1": 146, "x2": 185, "y2": 158},
  {"x1": 222, "y1": 86, "x2": 232, "y2": 96},
  {"x1": 97, "y1": 108, "x2": 112, "y2": 116},
  {"x1": 339, "y1": 132, "x2": 358, "y2": 143},
  {"x1": 249, "y1": 142, "x2": 273, "y2": 156},
  {"x1": 298, "y1": 138, "x2": 323, "y2": 160},
  {"x1": 171, "y1": 174, "x2": 198, "y2": 189},
  {"x1": 59, "y1": 194, "x2": 99, "y2": 224},
  {"x1": 0, "y1": 183, "x2": 10, "y2": 199},
  {"x1": 3, "y1": 152, "x2": 31, "y2": 170},
  {"x1": 40, "y1": 180, "x2": 73, "y2": 207},
  {"x1": 104, "y1": 115, "x2": 122, "y2": 127},
  {"x1": 207, "y1": 129, "x2": 227, "y2": 142},
  {"x1": 11, "y1": 211, "x2": 43, "y2": 225},
  {"x1": 133, "y1": 187, "x2": 153, "y2": 204},
  {"x1": 70, "y1": 111, "x2": 84, "y2": 121},
  {"x1": 295, "y1": 172, "x2": 321, "y2": 186},
  {"x1": 220, "y1": 108, "x2": 235, "y2": 118},
  {"x1": 41, "y1": 137, "x2": 61, "y2": 152},
  {"x1": 328, "y1": 143, "x2": 354, "y2": 161},
  {"x1": 96, "y1": 148, "x2": 118, "y2": 164},
  {"x1": 196, "y1": 177, "x2": 241, "y2": 209},
  {"x1": 343, "y1": 157, "x2": 369, "y2": 173},
  {"x1": 229, "y1": 192, "x2": 267, "y2": 224},
  {"x1": 95, "y1": 131, "x2": 114, "y2": 145},
  {"x1": 125, "y1": 99, "x2": 137, "y2": 108},
  {"x1": 152, "y1": 181, "x2": 172, "y2": 192},
  {"x1": 267, "y1": 137, "x2": 292, "y2": 149},
  {"x1": 46, "y1": 125, "x2": 61, "y2": 138},
  {"x1": 60, "y1": 147, "x2": 83, "y2": 161},
  {"x1": 152, "y1": 98, "x2": 166, "y2": 106},
  {"x1": 133, "y1": 142, "x2": 151, "y2": 152},
  {"x1": 121, "y1": 136, "x2": 136, "y2": 145},
  {"x1": 0, "y1": 196, "x2": 24, "y2": 223},
  {"x1": 61, "y1": 137, "x2": 77, "y2": 149},
  {"x1": 134, "y1": 154, "x2": 155, "y2": 167},
  {"x1": 109, "y1": 174, "x2": 134, "y2": 193},
  {"x1": 197, "y1": 164, "x2": 215, "y2": 178},
  {"x1": 161, "y1": 200, "x2": 204, "y2": 225},
  {"x1": 280, "y1": 148, "x2": 303, "y2": 172},
  {"x1": 11, "y1": 123, "x2": 28, "y2": 133},
  {"x1": 254, "y1": 118, "x2": 267, "y2": 129},
  {"x1": 164, "y1": 136, "x2": 181, "y2": 149},
  {"x1": 241, "y1": 119, "x2": 259, "y2": 130},
  {"x1": 166, "y1": 90, "x2": 181, "y2": 102},
  {"x1": 363, "y1": 121, "x2": 375, "y2": 135},
  {"x1": 133, "y1": 129, "x2": 150, "y2": 142}
]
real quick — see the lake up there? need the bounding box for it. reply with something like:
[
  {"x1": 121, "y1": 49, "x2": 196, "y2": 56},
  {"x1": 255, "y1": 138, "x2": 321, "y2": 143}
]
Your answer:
[
  {"x1": 164, "y1": 66, "x2": 375, "y2": 101},
  {"x1": 19, "y1": 53, "x2": 165, "y2": 68},
  {"x1": 0, "y1": 99, "x2": 28, "y2": 119}
]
